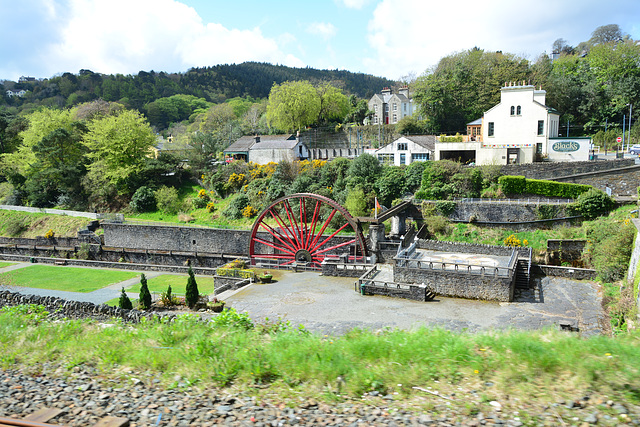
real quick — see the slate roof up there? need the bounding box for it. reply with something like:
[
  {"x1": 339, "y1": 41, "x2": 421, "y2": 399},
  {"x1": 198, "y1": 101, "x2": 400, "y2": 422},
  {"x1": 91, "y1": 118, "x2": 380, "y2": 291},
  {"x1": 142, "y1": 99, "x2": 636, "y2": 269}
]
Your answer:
[
  {"x1": 224, "y1": 134, "x2": 297, "y2": 153},
  {"x1": 404, "y1": 135, "x2": 436, "y2": 151},
  {"x1": 467, "y1": 118, "x2": 482, "y2": 126}
]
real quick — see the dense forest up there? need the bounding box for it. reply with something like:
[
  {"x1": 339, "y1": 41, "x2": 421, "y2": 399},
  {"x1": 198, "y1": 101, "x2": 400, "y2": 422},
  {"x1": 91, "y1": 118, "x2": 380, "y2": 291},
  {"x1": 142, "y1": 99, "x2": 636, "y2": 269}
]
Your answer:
[{"x1": 0, "y1": 62, "x2": 395, "y2": 114}]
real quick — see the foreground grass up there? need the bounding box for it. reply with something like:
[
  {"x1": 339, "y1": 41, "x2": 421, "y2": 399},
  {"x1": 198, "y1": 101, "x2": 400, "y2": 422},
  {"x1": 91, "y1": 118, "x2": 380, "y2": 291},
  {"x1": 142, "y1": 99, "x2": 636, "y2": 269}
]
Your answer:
[
  {"x1": 1, "y1": 306, "x2": 639, "y2": 412},
  {"x1": 0, "y1": 265, "x2": 138, "y2": 293}
]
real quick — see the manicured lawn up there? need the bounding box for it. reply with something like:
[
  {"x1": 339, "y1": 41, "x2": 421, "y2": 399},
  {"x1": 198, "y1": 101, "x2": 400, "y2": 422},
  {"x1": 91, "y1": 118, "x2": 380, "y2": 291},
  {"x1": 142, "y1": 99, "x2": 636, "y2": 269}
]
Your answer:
[
  {"x1": 0, "y1": 262, "x2": 16, "y2": 269},
  {"x1": 125, "y1": 274, "x2": 216, "y2": 296},
  {"x1": 0, "y1": 265, "x2": 139, "y2": 293}
]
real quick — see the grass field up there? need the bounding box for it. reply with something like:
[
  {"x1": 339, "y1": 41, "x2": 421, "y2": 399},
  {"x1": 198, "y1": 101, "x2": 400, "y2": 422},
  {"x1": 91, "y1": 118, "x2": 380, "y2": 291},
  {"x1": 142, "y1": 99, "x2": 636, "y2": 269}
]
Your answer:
[
  {"x1": 0, "y1": 265, "x2": 138, "y2": 293},
  {"x1": 0, "y1": 262, "x2": 16, "y2": 269},
  {"x1": 125, "y1": 274, "x2": 216, "y2": 296}
]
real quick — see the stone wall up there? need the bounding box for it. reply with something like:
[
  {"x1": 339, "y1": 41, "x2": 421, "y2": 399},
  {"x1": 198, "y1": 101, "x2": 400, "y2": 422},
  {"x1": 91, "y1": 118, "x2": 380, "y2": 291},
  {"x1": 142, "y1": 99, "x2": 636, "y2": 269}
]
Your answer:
[
  {"x1": 448, "y1": 202, "x2": 570, "y2": 223},
  {"x1": 321, "y1": 262, "x2": 373, "y2": 278},
  {"x1": 553, "y1": 165, "x2": 640, "y2": 196},
  {"x1": 102, "y1": 223, "x2": 257, "y2": 255},
  {"x1": 213, "y1": 277, "x2": 252, "y2": 295},
  {"x1": 499, "y1": 159, "x2": 634, "y2": 180},
  {"x1": 533, "y1": 265, "x2": 597, "y2": 280},
  {"x1": 0, "y1": 291, "x2": 177, "y2": 323},
  {"x1": 545, "y1": 239, "x2": 587, "y2": 266},
  {"x1": 359, "y1": 282, "x2": 430, "y2": 301},
  {"x1": 392, "y1": 264, "x2": 515, "y2": 301}
]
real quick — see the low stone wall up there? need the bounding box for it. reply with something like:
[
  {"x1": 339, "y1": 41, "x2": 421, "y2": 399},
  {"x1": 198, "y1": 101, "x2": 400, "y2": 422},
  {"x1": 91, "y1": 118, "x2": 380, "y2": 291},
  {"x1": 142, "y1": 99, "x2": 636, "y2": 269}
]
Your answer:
[
  {"x1": 359, "y1": 282, "x2": 430, "y2": 301},
  {"x1": 552, "y1": 164, "x2": 640, "y2": 196},
  {"x1": 545, "y1": 239, "x2": 587, "y2": 265},
  {"x1": 322, "y1": 262, "x2": 373, "y2": 278},
  {"x1": 417, "y1": 239, "x2": 528, "y2": 258},
  {"x1": 393, "y1": 264, "x2": 515, "y2": 302},
  {"x1": 214, "y1": 277, "x2": 252, "y2": 295},
  {"x1": 499, "y1": 159, "x2": 634, "y2": 180},
  {"x1": 534, "y1": 265, "x2": 597, "y2": 280},
  {"x1": 0, "y1": 291, "x2": 176, "y2": 323}
]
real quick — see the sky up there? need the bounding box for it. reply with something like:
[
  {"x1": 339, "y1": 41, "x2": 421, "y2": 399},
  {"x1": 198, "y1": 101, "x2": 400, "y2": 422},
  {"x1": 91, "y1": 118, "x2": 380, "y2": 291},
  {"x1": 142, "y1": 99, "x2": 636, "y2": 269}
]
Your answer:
[{"x1": 1, "y1": 0, "x2": 640, "y2": 82}]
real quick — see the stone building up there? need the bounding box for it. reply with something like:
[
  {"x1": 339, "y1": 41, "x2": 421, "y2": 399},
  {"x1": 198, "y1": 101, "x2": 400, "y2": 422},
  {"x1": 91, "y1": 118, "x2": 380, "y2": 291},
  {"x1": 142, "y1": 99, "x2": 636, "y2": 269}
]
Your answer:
[
  {"x1": 368, "y1": 86, "x2": 415, "y2": 125},
  {"x1": 224, "y1": 134, "x2": 309, "y2": 165}
]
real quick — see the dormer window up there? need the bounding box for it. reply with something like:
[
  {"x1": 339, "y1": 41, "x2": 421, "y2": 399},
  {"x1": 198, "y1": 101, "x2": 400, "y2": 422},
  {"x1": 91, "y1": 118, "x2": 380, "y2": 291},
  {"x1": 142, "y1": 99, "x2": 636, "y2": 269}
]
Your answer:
[
  {"x1": 516, "y1": 105, "x2": 521, "y2": 115},
  {"x1": 397, "y1": 142, "x2": 408, "y2": 150},
  {"x1": 510, "y1": 106, "x2": 515, "y2": 116}
]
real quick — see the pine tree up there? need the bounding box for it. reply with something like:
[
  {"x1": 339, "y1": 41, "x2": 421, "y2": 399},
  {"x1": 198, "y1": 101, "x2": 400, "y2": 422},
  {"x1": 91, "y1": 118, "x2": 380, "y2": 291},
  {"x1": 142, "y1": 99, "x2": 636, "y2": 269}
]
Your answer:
[
  {"x1": 185, "y1": 267, "x2": 199, "y2": 309},
  {"x1": 138, "y1": 273, "x2": 152, "y2": 310},
  {"x1": 118, "y1": 287, "x2": 133, "y2": 310}
]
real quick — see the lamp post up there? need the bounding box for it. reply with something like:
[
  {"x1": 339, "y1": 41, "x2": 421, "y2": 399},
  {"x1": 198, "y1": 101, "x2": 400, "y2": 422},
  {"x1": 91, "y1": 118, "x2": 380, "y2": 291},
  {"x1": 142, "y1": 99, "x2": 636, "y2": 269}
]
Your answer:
[{"x1": 629, "y1": 103, "x2": 633, "y2": 149}]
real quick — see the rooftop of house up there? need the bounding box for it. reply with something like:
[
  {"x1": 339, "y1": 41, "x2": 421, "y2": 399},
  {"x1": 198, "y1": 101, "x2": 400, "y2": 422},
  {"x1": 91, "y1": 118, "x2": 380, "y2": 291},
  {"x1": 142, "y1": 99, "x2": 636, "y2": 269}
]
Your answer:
[{"x1": 224, "y1": 134, "x2": 297, "y2": 152}]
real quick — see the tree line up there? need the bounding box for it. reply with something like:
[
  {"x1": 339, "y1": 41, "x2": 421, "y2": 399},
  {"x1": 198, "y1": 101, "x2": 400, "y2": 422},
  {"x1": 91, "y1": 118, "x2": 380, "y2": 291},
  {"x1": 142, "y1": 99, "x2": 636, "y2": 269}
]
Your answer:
[{"x1": 411, "y1": 24, "x2": 640, "y2": 141}]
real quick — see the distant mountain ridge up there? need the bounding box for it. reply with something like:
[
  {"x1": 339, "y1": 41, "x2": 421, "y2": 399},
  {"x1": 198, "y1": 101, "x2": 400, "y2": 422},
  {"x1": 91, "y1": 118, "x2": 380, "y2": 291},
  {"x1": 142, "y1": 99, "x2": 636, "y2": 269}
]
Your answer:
[{"x1": 1, "y1": 62, "x2": 398, "y2": 112}]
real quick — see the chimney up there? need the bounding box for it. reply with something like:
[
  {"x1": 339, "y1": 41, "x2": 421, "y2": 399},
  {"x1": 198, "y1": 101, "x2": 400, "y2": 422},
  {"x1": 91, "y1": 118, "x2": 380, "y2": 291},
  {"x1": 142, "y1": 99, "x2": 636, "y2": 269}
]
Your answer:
[
  {"x1": 254, "y1": 134, "x2": 260, "y2": 143},
  {"x1": 399, "y1": 85, "x2": 409, "y2": 98}
]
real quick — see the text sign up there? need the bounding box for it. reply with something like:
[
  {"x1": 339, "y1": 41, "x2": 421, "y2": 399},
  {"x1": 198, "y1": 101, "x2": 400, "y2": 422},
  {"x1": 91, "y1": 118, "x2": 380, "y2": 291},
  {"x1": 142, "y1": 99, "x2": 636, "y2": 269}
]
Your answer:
[{"x1": 552, "y1": 140, "x2": 580, "y2": 152}]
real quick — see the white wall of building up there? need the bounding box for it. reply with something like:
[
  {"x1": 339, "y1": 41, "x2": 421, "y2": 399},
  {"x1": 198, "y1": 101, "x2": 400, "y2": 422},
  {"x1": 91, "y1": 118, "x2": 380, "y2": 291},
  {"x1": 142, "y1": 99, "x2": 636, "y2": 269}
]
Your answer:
[{"x1": 376, "y1": 136, "x2": 432, "y2": 166}]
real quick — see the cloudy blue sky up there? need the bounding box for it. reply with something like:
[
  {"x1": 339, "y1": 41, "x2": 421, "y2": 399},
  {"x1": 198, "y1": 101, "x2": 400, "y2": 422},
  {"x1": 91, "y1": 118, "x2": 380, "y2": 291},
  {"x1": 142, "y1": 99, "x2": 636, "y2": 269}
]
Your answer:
[{"x1": 1, "y1": 0, "x2": 639, "y2": 82}]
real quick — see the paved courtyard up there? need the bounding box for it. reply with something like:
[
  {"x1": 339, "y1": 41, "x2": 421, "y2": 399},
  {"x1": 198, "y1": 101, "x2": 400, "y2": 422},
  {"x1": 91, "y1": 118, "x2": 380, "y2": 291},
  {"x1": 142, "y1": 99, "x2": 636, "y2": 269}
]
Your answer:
[
  {"x1": 2, "y1": 262, "x2": 608, "y2": 337},
  {"x1": 223, "y1": 271, "x2": 608, "y2": 336}
]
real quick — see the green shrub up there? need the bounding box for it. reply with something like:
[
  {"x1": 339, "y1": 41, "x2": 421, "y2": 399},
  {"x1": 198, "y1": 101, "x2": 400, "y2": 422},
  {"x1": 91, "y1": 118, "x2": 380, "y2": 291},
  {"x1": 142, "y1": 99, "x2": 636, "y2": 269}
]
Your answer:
[
  {"x1": 154, "y1": 186, "x2": 181, "y2": 214},
  {"x1": 435, "y1": 200, "x2": 456, "y2": 216},
  {"x1": 185, "y1": 267, "x2": 199, "y2": 309},
  {"x1": 421, "y1": 201, "x2": 437, "y2": 217},
  {"x1": 129, "y1": 186, "x2": 156, "y2": 212},
  {"x1": 497, "y1": 175, "x2": 527, "y2": 195},
  {"x1": 222, "y1": 194, "x2": 250, "y2": 219},
  {"x1": 425, "y1": 216, "x2": 450, "y2": 236},
  {"x1": 439, "y1": 134, "x2": 463, "y2": 142},
  {"x1": 584, "y1": 219, "x2": 635, "y2": 282},
  {"x1": 575, "y1": 188, "x2": 615, "y2": 220},
  {"x1": 118, "y1": 287, "x2": 133, "y2": 310},
  {"x1": 138, "y1": 273, "x2": 152, "y2": 310},
  {"x1": 5, "y1": 216, "x2": 27, "y2": 236}
]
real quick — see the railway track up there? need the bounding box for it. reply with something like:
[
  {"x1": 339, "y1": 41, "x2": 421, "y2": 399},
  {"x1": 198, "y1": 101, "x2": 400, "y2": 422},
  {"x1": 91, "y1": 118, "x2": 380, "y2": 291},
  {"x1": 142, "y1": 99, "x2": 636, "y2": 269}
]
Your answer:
[{"x1": 0, "y1": 408, "x2": 128, "y2": 427}]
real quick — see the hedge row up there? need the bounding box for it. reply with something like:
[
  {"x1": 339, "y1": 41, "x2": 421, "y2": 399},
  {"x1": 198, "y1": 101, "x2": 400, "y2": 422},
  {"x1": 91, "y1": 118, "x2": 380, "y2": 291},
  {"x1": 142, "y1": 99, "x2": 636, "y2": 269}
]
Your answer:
[
  {"x1": 498, "y1": 175, "x2": 591, "y2": 198},
  {"x1": 215, "y1": 267, "x2": 256, "y2": 280}
]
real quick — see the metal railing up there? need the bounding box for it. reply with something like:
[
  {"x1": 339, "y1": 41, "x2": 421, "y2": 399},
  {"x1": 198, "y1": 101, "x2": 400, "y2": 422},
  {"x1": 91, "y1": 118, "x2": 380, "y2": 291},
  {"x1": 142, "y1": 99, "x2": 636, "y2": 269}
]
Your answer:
[
  {"x1": 394, "y1": 255, "x2": 515, "y2": 278},
  {"x1": 250, "y1": 257, "x2": 320, "y2": 271},
  {"x1": 450, "y1": 197, "x2": 574, "y2": 204}
]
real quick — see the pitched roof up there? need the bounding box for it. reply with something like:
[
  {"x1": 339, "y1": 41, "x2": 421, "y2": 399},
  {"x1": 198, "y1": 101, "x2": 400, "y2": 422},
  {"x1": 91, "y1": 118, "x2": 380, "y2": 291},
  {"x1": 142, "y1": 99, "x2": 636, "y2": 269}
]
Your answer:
[
  {"x1": 467, "y1": 118, "x2": 482, "y2": 126},
  {"x1": 404, "y1": 135, "x2": 436, "y2": 151},
  {"x1": 224, "y1": 134, "x2": 297, "y2": 153}
]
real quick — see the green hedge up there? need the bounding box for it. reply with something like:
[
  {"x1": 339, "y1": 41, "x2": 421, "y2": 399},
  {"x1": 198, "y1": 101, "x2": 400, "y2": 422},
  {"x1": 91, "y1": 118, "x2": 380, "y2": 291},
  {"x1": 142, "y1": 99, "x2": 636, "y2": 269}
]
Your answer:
[
  {"x1": 439, "y1": 134, "x2": 464, "y2": 142},
  {"x1": 215, "y1": 267, "x2": 256, "y2": 280},
  {"x1": 498, "y1": 175, "x2": 591, "y2": 198}
]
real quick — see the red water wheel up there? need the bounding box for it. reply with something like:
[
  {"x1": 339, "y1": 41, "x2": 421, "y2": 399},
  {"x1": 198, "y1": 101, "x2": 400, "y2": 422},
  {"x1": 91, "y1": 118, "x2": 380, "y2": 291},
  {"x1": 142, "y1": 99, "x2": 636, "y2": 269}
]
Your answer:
[{"x1": 249, "y1": 193, "x2": 367, "y2": 269}]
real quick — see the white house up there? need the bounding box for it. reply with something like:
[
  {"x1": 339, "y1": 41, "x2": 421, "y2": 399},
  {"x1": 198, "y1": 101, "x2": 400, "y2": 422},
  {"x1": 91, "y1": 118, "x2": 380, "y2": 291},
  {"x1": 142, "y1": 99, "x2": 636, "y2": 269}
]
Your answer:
[
  {"x1": 436, "y1": 82, "x2": 562, "y2": 165},
  {"x1": 375, "y1": 135, "x2": 435, "y2": 166},
  {"x1": 224, "y1": 134, "x2": 309, "y2": 165},
  {"x1": 5, "y1": 89, "x2": 27, "y2": 98}
]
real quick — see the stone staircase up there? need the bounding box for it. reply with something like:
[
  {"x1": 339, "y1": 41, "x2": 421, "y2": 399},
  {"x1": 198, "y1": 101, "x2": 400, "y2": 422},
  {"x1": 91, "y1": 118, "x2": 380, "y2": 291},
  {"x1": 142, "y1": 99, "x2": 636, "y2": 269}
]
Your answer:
[{"x1": 515, "y1": 258, "x2": 531, "y2": 289}]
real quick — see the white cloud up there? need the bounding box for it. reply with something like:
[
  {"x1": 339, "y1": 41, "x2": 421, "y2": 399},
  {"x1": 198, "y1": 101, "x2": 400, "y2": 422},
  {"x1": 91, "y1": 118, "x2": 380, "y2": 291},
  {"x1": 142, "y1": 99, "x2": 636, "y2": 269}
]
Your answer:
[
  {"x1": 18, "y1": 0, "x2": 303, "y2": 78},
  {"x1": 336, "y1": 0, "x2": 371, "y2": 9},
  {"x1": 307, "y1": 22, "x2": 338, "y2": 40},
  {"x1": 363, "y1": 0, "x2": 640, "y2": 80}
]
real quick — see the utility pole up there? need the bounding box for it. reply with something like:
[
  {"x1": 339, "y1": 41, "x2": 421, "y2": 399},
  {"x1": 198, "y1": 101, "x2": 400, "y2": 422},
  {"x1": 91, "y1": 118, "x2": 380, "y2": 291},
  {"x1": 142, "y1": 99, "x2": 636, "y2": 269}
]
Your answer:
[
  {"x1": 622, "y1": 115, "x2": 626, "y2": 152},
  {"x1": 629, "y1": 104, "x2": 633, "y2": 147}
]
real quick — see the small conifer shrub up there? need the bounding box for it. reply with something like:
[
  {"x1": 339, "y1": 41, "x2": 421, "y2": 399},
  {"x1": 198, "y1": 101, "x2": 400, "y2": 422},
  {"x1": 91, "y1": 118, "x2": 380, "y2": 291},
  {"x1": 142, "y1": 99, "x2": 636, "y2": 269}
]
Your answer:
[
  {"x1": 138, "y1": 273, "x2": 152, "y2": 310},
  {"x1": 119, "y1": 287, "x2": 133, "y2": 310},
  {"x1": 185, "y1": 267, "x2": 199, "y2": 309}
]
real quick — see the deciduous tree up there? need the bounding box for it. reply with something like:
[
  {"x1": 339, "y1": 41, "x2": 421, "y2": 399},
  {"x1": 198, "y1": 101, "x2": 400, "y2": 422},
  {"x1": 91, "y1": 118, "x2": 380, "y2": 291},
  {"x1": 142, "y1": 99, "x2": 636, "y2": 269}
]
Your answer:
[{"x1": 266, "y1": 81, "x2": 320, "y2": 131}]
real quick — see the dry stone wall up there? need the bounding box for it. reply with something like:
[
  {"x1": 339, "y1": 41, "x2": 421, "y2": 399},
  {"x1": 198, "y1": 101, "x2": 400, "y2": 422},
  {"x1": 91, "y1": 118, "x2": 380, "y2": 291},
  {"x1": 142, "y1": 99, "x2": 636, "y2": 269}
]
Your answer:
[{"x1": 499, "y1": 159, "x2": 634, "y2": 179}]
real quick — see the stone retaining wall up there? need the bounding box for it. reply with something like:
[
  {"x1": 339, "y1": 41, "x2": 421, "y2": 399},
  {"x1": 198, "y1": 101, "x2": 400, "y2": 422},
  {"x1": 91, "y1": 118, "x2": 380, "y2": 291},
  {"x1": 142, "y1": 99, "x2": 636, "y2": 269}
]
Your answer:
[
  {"x1": 448, "y1": 203, "x2": 571, "y2": 223},
  {"x1": 552, "y1": 165, "x2": 640, "y2": 196},
  {"x1": 213, "y1": 277, "x2": 252, "y2": 295},
  {"x1": 499, "y1": 159, "x2": 634, "y2": 180},
  {"x1": 392, "y1": 264, "x2": 515, "y2": 301},
  {"x1": 0, "y1": 291, "x2": 177, "y2": 323},
  {"x1": 533, "y1": 265, "x2": 597, "y2": 280}
]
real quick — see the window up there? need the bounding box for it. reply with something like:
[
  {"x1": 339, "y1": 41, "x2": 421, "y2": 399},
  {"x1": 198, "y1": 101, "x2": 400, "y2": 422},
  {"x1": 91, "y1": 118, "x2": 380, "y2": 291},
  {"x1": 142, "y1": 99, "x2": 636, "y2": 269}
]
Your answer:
[
  {"x1": 488, "y1": 122, "x2": 494, "y2": 137},
  {"x1": 393, "y1": 103, "x2": 397, "y2": 111},
  {"x1": 392, "y1": 114, "x2": 397, "y2": 123},
  {"x1": 384, "y1": 104, "x2": 389, "y2": 112},
  {"x1": 400, "y1": 153, "x2": 406, "y2": 165},
  {"x1": 404, "y1": 103, "x2": 407, "y2": 112},
  {"x1": 537, "y1": 120, "x2": 544, "y2": 136},
  {"x1": 377, "y1": 154, "x2": 394, "y2": 165},
  {"x1": 411, "y1": 153, "x2": 429, "y2": 162},
  {"x1": 374, "y1": 116, "x2": 378, "y2": 124},
  {"x1": 510, "y1": 106, "x2": 515, "y2": 116},
  {"x1": 536, "y1": 143, "x2": 543, "y2": 154},
  {"x1": 397, "y1": 142, "x2": 408, "y2": 150},
  {"x1": 516, "y1": 105, "x2": 521, "y2": 115}
]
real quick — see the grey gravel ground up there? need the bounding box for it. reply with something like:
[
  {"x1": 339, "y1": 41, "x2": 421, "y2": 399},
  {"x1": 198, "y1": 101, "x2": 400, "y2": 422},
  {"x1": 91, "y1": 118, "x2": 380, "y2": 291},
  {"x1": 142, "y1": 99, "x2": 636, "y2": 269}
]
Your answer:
[{"x1": 2, "y1": 365, "x2": 638, "y2": 426}]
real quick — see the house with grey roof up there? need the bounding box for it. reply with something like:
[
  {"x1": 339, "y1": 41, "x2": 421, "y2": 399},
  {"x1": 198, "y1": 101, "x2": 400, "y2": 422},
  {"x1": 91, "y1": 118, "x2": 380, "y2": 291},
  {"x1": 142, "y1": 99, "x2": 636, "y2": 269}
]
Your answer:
[
  {"x1": 368, "y1": 86, "x2": 415, "y2": 125},
  {"x1": 374, "y1": 135, "x2": 435, "y2": 166},
  {"x1": 224, "y1": 134, "x2": 309, "y2": 165}
]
